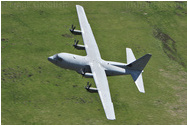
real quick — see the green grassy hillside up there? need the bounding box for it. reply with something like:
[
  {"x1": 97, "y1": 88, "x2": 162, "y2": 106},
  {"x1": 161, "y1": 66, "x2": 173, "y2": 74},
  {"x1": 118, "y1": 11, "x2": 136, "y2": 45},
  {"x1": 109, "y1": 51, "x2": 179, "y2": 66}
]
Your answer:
[{"x1": 1, "y1": 1, "x2": 187, "y2": 124}]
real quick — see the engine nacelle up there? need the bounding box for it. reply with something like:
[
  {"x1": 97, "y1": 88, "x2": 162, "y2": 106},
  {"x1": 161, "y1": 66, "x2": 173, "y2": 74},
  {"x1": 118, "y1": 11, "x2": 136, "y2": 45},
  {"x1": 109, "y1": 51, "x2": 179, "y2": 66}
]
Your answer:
[
  {"x1": 70, "y1": 29, "x2": 82, "y2": 35},
  {"x1": 86, "y1": 87, "x2": 98, "y2": 93},
  {"x1": 84, "y1": 73, "x2": 93, "y2": 78},
  {"x1": 85, "y1": 82, "x2": 98, "y2": 93},
  {"x1": 74, "y1": 44, "x2": 85, "y2": 50}
]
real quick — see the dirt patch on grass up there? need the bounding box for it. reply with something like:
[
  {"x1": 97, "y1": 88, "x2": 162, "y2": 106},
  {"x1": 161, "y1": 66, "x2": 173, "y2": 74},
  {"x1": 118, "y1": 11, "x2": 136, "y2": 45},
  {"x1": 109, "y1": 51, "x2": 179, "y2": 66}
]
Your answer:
[
  {"x1": 1, "y1": 38, "x2": 9, "y2": 42},
  {"x1": 166, "y1": 90, "x2": 187, "y2": 125},
  {"x1": 160, "y1": 70, "x2": 186, "y2": 84},
  {"x1": 159, "y1": 69, "x2": 187, "y2": 124},
  {"x1": 1, "y1": 38, "x2": 9, "y2": 48},
  {"x1": 2, "y1": 66, "x2": 33, "y2": 83},
  {"x1": 39, "y1": 10, "x2": 44, "y2": 15},
  {"x1": 1, "y1": 38, "x2": 16, "y2": 48},
  {"x1": 153, "y1": 28, "x2": 186, "y2": 68}
]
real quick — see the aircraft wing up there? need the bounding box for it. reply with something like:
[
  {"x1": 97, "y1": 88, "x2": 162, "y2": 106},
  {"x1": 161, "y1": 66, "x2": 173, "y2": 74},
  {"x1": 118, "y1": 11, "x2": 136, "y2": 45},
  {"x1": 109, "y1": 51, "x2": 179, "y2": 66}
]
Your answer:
[
  {"x1": 76, "y1": 5, "x2": 115, "y2": 120},
  {"x1": 90, "y1": 62, "x2": 116, "y2": 120},
  {"x1": 76, "y1": 5, "x2": 101, "y2": 59}
]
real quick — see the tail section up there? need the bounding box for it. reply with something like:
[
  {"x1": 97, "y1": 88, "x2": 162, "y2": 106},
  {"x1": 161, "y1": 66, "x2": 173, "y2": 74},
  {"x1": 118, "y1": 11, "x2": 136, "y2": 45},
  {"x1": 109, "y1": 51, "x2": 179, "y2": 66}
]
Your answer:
[
  {"x1": 130, "y1": 70, "x2": 145, "y2": 93},
  {"x1": 126, "y1": 48, "x2": 136, "y2": 64},
  {"x1": 127, "y1": 54, "x2": 152, "y2": 71},
  {"x1": 126, "y1": 48, "x2": 152, "y2": 93}
]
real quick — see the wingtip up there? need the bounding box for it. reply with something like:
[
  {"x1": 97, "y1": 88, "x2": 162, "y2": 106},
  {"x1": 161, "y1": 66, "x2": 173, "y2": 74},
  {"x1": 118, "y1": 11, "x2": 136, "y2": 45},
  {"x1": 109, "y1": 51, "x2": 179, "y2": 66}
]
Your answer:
[
  {"x1": 108, "y1": 118, "x2": 116, "y2": 120},
  {"x1": 126, "y1": 47, "x2": 131, "y2": 50},
  {"x1": 76, "y1": 5, "x2": 83, "y2": 8},
  {"x1": 107, "y1": 116, "x2": 116, "y2": 120},
  {"x1": 106, "y1": 113, "x2": 116, "y2": 120},
  {"x1": 140, "y1": 91, "x2": 145, "y2": 93}
]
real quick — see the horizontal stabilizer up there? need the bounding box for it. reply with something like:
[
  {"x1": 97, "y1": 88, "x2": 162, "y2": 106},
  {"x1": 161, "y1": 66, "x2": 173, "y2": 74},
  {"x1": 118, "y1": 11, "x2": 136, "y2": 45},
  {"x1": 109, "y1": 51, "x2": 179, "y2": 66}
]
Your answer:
[
  {"x1": 135, "y1": 73, "x2": 145, "y2": 93},
  {"x1": 126, "y1": 54, "x2": 152, "y2": 71},
  {"x1": 126, "y1": 48, "x2": 136, "y2": 64},
  {"x1": 130, "y1": 71, "x2": 145, "y2": 93}
]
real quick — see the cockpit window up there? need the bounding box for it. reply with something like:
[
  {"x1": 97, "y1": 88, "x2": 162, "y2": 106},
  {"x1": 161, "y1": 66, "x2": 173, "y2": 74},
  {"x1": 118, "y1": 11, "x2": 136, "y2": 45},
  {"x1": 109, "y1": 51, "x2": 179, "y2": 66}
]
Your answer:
[
  {"x1": 57, "y1": 57, "x2": 62, "y2": 62},
  {"x1": 54, "y1": 54, "x2": 63, "y2": 62}
]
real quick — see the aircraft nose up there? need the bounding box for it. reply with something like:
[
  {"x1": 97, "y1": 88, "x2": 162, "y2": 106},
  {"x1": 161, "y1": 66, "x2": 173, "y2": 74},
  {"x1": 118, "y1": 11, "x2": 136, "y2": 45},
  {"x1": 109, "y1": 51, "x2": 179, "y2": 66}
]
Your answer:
[{"x1": 48, "y1": 56, "x2": 53, "y2": 62}]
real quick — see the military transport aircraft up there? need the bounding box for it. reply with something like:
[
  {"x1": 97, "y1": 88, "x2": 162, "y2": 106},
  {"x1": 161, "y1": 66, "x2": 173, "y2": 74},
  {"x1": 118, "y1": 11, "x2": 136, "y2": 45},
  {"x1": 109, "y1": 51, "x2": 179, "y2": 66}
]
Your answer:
[{"x1": 48, "y1": 5, "x2": 152, "y2": 120}]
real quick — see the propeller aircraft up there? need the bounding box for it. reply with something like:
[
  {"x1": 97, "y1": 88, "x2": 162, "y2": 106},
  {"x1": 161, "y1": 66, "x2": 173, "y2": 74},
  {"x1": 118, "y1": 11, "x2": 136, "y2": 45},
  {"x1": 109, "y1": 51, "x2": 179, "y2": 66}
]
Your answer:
[{"x1": 48, "y1": 5, "x2": 152, "y2": 120}]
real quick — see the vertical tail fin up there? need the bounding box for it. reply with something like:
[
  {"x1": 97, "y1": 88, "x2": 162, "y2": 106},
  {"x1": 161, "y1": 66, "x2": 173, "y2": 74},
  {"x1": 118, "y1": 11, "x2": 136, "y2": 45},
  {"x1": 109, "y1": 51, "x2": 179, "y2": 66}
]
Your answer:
[{"x1": 126, "y1": 48, "x2": 152, "y2": 93}]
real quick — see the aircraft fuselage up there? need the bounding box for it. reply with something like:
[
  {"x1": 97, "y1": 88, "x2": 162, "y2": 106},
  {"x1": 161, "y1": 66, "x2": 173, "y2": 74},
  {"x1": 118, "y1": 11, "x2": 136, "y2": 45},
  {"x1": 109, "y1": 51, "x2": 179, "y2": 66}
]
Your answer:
[{"x1": 48, "y1": 53, "x2": 129, "y2": 76}]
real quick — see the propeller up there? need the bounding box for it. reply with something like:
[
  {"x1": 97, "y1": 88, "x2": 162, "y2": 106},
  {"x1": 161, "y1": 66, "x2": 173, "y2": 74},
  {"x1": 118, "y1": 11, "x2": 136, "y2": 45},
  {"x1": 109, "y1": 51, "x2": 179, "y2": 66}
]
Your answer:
[
  {"x1": 70, "y1": 24, "x2": 76, "y2": 32},
  {"x1": 81, "y1": 68, "x2": 86, "y2": 77},
  {"x1": 85, "y1": 82, "x2": 92, "y2": 90},
  {"x1": 73, "y1": 39, "x2": 79, "y2": 47}
]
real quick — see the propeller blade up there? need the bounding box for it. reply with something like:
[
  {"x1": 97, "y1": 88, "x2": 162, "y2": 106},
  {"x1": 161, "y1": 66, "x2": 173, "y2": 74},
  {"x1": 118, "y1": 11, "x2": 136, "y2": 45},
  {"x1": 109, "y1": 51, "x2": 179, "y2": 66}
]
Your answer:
[
  {"x1": 87, "y1": 82, "x2": 90, "y2": 86},
  {"x1": 85, "y1": 82, "x2": 92, "y2": 90},
  {"x1": 73, "y1": 39, "x2": 79, "y2": 47},
  {"x1": 72, "y1": 25, "x2": 76, "y2": 30},
  {"x1": 71, "y1": 24, "x2": 76, "y2": 31},
  {"x1": 89, "y1": 83, "x2": 92, "y2": 88},
  {"x1": 76, "y1": 40, "x2": 79, "y2": 45},
  {"x1": 81, "y1": 68, "x2": 86, "y2": 77}
]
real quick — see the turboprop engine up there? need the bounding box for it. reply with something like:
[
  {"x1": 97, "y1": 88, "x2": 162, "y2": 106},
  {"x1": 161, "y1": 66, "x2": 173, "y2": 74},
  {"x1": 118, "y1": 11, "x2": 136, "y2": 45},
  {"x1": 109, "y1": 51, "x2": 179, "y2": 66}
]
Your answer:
[
  {"x1": 81, "y1": 68, "x2": 93, "y2": 78},
  {"x1": 83, "y1": 73, "x2": 93, "y2": 78},
  {"x1": 69, "y1": 24, "x2": 82, "y2": 35},
  {"x1": 73, "y1": 39, "x2": 85, "y2": 50},
  {"x1": 85, "y1": 82, "x2": 98, "y2": 93}
]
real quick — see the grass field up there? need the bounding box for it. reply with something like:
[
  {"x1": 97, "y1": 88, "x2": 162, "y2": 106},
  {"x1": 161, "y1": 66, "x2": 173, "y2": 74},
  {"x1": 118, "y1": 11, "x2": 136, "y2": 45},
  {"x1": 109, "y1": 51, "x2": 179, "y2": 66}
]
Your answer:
[{"x1": 1, "y1": 1, "x2": 187, "y2": 124}]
